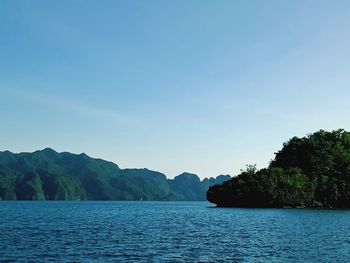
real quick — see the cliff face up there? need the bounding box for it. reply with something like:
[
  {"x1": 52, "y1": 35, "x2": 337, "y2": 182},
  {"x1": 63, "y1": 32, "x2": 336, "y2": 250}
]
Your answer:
[
  {"x1": 168, "y1": 173, "x2": 231, "y2": 201},
  {"x1": 207, "y1": 129, "x2": 350, "y2": 208},
  {"x1": 0, "y1": 149, "x2": 230, "y2": 201}
]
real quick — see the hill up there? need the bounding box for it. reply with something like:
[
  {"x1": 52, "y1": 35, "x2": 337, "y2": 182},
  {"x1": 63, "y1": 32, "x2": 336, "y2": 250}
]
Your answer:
[
  {"x1": 207, "y1": 129, "x2": 350, "y2": 208},
  {"x1": 0, "y1": 149, "x2": 230, "y2": 200}
]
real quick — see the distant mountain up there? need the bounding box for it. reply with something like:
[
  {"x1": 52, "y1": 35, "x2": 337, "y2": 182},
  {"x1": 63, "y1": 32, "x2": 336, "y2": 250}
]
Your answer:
[
  {"x1": 0, "y1": 148, "x2": 230, "y2": 201},
  {"x1": 167, "y1": 173, "x2": 231, "y2": 201}
]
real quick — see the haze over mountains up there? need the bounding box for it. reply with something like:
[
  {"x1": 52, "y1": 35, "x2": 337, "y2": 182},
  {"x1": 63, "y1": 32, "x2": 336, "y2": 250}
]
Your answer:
[{"x1": 0, "y1": 148, "x2": 230, "y2": 201}]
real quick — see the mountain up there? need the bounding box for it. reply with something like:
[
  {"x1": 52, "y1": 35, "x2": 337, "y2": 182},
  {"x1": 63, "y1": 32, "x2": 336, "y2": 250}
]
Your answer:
[
  {"x1": 0, "y1": 148, "x2": 230, "y2": 201},
  {"x1": 168, "y1": 173, "x2": 231, "y2": 201},
  {"x1": 207, "y1": 129, "x2": 350, "y2": 208}
]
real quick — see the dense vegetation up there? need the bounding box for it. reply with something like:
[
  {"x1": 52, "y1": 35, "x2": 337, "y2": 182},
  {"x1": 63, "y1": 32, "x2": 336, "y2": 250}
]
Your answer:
[
  {"x1": 207, "y1": 129, "x2": 350, "y2": 208},
  {"x1": 0, "y1": 148, "x2": 229, "y2": 201}
]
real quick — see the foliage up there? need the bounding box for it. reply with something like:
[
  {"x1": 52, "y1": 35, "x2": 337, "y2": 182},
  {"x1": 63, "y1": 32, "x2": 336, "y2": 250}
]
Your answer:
[
  {"x1": 0, "y1": 168, "x2": 17, "y2": 200},
  {"x1": 207, "y1": 129, "x2": 350, "y2": 208}
]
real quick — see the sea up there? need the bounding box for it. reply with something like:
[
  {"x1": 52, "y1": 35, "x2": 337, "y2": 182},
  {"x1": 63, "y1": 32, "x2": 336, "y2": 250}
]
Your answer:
[{"x1": 0, "y1": 201, "x2": 350, "y2": 262}]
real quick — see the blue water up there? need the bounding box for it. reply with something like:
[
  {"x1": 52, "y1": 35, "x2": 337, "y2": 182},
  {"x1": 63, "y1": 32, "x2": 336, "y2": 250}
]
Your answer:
[{"x1": 1, "y1": 202, "x2": 350, "y2": 262}]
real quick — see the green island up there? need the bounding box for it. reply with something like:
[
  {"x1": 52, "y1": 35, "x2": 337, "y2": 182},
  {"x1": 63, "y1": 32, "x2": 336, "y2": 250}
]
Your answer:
[
  {"x1": 0, "y1": 148, "x2": 229, "y2": 201},
  {"x1": 207, "y1": 129, "x2": 350, "y2": 208},
  {"x1": 2, "y1": 128, "x2": 350, "y2": 207}
]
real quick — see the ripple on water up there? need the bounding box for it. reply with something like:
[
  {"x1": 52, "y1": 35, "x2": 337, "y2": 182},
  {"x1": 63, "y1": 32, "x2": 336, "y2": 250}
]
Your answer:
[{"x1": 1, "y1": 202, "x2": 350, "y2": 262}]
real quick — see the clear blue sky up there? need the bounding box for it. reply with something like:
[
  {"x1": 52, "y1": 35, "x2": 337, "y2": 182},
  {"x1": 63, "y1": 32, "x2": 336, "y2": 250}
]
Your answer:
[{"x1": 1, "y1": 0, "x2": 350, "y2": 179}]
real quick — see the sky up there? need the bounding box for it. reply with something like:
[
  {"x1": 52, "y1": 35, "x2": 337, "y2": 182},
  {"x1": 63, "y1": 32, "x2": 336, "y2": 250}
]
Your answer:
[{"x1": 1, "y1": 0, "x2": 350, "y2": 179}]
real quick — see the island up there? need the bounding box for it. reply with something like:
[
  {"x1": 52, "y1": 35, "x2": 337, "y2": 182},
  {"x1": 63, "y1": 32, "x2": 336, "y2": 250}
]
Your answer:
[
  {"x1": 0, "y1": 148, "x2": 230, "y2": 201},
  {"x1": 207, "y1": 129, "x2": 350, "y2": 208}
]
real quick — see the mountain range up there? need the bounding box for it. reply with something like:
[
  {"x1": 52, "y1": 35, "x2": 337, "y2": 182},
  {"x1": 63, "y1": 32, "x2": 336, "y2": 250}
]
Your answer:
[{"x1": 0, "y1": 148, "x2": 230, "y2": 201}]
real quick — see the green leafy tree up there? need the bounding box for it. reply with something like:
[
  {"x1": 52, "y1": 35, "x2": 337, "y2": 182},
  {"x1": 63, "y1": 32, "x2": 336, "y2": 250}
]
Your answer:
[{"x1": 207, "y1": 129, "x2": 350, "y2": 208}]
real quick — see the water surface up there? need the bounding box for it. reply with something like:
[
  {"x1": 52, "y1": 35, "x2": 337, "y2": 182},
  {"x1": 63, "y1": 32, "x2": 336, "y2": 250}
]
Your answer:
[{"x1": 1, "y1": 201, "x2": 350, "y2": 262}]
